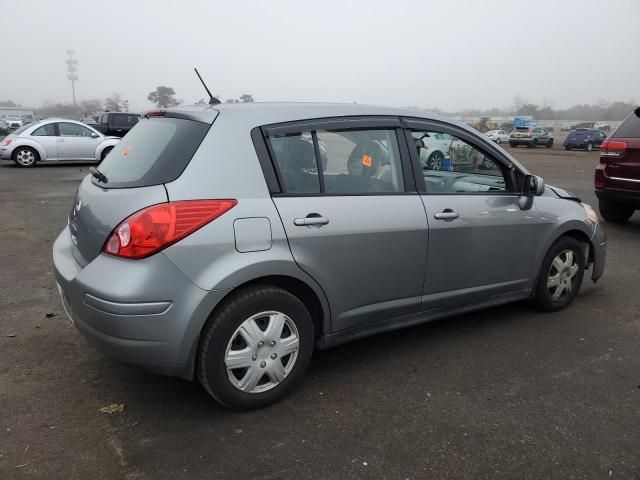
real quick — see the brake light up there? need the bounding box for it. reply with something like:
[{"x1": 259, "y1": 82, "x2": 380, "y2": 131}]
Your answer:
[
  {"x1": 2, "y1": 138, "x2": 12, "y2": 146},
  {"x1": 146, "y1": 109, "x2": 166, "y2": 117},
  {"x1": 600, "y1": 140, "x2": 627, "y2": 157},
  {"x1": 102, "y1": 199, "x2": 237, "y2": 259}
]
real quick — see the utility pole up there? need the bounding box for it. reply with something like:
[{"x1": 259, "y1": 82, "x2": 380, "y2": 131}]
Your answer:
[{"x1": 66, "y1": 49, "x2": 78, "y2": 106}]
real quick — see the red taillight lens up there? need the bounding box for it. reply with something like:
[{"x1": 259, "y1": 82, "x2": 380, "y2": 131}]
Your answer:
[
  {"x1": 594, "y1": 167, "x2": 605, "y2": 189},
  {"x1": 600, "y1": 140, "x2": 627, "y2": 157},
  {"x1": 2, "y1": 138, "x2": 12, "y2": 146},
  {"x1": 102, "y1": 199, "x2": 237, "y2": 259}
]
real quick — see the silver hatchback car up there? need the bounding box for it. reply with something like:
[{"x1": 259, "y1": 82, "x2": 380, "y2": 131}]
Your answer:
[{"x1": 53, "y1": 103, "x2": 606, "y2": 410}]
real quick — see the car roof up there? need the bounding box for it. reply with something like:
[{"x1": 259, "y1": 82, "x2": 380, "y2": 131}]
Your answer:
[{"x1": 165, "y1": 102, "x2": 460, "y2": 129}]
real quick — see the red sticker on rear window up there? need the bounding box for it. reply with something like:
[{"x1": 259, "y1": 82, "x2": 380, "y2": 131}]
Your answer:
[
  {"x1": 362, "y1": 154, "x2": 372, "y2": 167},
  {"x1": 122, "y1": 146, "x2": 133, "y2": 156}
]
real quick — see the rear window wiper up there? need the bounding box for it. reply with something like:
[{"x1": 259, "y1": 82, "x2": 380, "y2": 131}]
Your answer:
[{"x1": 90, "y1": 166, "x2": 108, "y2": 184}]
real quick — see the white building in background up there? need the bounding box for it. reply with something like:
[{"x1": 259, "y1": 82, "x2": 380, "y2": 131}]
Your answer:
[{"x1": 0, "y1": 106, "x2": 35, "y2": 119}]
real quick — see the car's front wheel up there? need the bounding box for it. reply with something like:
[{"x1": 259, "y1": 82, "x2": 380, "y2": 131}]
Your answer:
[
  {"x1": 530, "y1": 236, "x2": 585, "y2": 312},
  {"x1": 546, "y1": 139, "x2": 553, "y2": 148},
  {"x1": 100, "y1": 146, "x2": 113, "y2": 161},
  {"x1": 12, "y1": 147, "x2": 39, "y2": 168},
  {"x1": 495, "y1": 138, "x2": 501, "y2": 144},
  {"x1": 598, "y1": 199, "x2": 635, "y2": 223},
  {"x1": 198, "y1": 285, "x2": 315, "y2": 410},
  {"x1": 586, "y1": 143, "x2": 593, "y2": 152}
]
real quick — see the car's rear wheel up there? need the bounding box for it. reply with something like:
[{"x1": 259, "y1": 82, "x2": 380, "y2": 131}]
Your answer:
[
  {"x1": 586, "y1": 143, "x2": 593, "y2": 151},
  {"x1": 100, "y1": 146, "x2": 113, "y2": 162},
  {"x1": 426, "y1": 151, "x2": 444, "y2": 170},
  {"x1": 509, "y1": 142, "x2": 516, "y2": 148},
  {"x1": 530, "y1": 236, "x2": 585, "y2": 311},
  {"x1": 198, "y1": 285, "x2": 314, "y2": 410},
  {"x1": 546, "y1": 139, "x2": 553, "y2": 148},
  {"x1": 12, "y1": 147, "x2": 39, "y2": 168},
  {"x1": 495, "y1": 138, "x2": 501, "y2": 144},
  {"x1": 598, "y1": 199, "x2": 635, "y2": 223}
]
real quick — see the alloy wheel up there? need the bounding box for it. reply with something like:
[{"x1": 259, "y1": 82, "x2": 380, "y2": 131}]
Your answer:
[
  {"x1": 16, "y1": 149, "x2": 36, "y2": 166},
  {"x1": 225, "y1": 311, "x2": 300, "y2": 394}
]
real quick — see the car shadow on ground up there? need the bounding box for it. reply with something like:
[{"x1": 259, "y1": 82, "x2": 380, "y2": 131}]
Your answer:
[{"x1": 90, "y1": 300, "x2": 544, "y2": 418}]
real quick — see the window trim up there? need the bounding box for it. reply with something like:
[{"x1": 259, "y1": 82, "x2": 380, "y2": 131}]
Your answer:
[
  {"x1": 256, "y1": 116, "x2": 417, "y2": 196},
  {"x1": 400, "y1": 117, "x2": 519, "y2": 195}
]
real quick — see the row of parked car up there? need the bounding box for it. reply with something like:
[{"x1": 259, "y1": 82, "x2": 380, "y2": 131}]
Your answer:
[
  {"x1": 0, "y1": 112, "x2": 139, "y2": 167},
  {"x1": 484, "y1": 126, "x2": 612, "y2": 151}
]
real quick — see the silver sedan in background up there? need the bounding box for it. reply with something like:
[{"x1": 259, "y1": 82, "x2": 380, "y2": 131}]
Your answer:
[
  {"x1": 485, "y1": 129, "x2": 510, "y2": 144},
  {"x1": 0, "y1": 119, "x2": 120, "y2": 167}
]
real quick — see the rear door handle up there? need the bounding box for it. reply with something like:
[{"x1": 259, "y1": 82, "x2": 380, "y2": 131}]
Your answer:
[
  {"x1": 434, "y1": 209, "x2": 459, "y2": 221},
  {"x1": 294, "y1": 214, "x2": 330, "y2": 227}
]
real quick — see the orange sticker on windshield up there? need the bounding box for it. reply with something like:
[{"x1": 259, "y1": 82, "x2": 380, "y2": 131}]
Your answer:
[
  {"x1": 362, "y1": 154, "x2": 372, "y2": 167},
  {"x1": 122, "y1": 146, "x2": 133, "y2": 156}
]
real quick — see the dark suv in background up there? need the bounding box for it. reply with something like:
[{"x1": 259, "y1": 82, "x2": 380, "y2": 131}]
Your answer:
[
  {"x1": 564, "y1": 129, "x2": 607, "y2": 151},
  {"x1": 595, "y1": 107, "x2": 640, "y2": 222},
  {"x1": 88, "y1": 112, "x2": 140, "y2": 138}
]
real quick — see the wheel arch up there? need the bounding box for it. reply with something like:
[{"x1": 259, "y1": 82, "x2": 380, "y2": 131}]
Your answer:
[{"x1": 13, "y1": 141, "x2": 46, "y2": 161}]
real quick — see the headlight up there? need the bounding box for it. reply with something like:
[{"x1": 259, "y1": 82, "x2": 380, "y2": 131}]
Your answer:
[{"x1": 582, "y1": 203, "x2": 598, "y2": 223}]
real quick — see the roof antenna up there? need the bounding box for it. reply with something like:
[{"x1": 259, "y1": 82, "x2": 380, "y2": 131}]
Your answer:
[{"x1": 194, "y1": 67, "x2": 220, "y2": 105}]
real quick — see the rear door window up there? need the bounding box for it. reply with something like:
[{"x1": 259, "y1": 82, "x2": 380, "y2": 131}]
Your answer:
[{"x1": 96, "y1": 117, "x2": 210, "y2": 188}]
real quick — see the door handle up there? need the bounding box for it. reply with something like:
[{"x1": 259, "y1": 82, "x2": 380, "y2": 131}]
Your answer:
[
  {"x1": 434, "y1": 209, "x2": 459, "y2": 221},
  {"x1": 294, "y1": 214, "x2": 330, "y2": 227},
  {"x1": 57, "y1": 138, "x2": 65, "y2": 142}
]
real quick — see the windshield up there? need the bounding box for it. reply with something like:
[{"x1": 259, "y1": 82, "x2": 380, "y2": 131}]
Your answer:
[{"x1": 96, "y1": 117, "x2": 210, "y2": 188}]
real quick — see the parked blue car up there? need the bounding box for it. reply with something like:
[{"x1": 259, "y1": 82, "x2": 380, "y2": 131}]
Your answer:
[{"x1": 564, "y1": 129, "x2": 608, "y2": 151}]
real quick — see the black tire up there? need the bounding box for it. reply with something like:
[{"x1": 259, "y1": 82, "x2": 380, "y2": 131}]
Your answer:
[
  {"x1": 100, "y1": 146, "x2": 113, "y2": 161},
  {"x1": 12, "y1": 146, "x2": 39, "y2": 168},
  {"x1": 598, "y1": 199, "x2": 634, "y2": 223},
  {"x1": 586, "y1": 143, "x2": 593, "y2": 152},
  {"x1": 565, "y1": 146, "x2": 572, "y2": 151},
  {"x1": 529, "y1": 139, "x2": 538, "y2": 148},
  {"x1": 546, "y1": 139, "x2": 553, "y2": 149},
  {"x1": 426, "y1": 151, "x2": 444, "y2": 170},
  {"x1": 198, "y1": 285, "x2": 315, "y2": 410},
  {"x1": 509, "y1": 142, "x2": 516, "y2": 148},
  {"x1": 530, "y1": 236, "x2": 585, "y2": 312},
  {"x1": 495, "y1": 138, "x2": 501, "y2": 144}
]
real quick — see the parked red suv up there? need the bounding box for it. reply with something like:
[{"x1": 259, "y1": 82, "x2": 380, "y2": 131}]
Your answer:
[{"x1": 595, "y1": 107, "x2": 640, "y2": 222}]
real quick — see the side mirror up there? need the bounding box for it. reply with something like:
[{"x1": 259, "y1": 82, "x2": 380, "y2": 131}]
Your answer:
[
  {"x1": 523, "y1": 174, "x2": 545, "y2": 197},
  {"x1": 91, "y1": 132, "x2": 99, "y2": 138}
]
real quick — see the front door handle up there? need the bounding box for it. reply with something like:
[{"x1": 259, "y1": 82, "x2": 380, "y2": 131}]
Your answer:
[
  {"x1": 57, "y1": 138, "x2": 65, "y2": 142},
  {"x1": 434, "y1": 209, "x2": 459, "y2": 221},
  {"x1": 294, "y1": 214, "x2": 330, "y2": 227}
]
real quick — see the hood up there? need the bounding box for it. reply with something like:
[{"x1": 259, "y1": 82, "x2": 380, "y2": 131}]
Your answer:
[{"x1": 547, "y1": 184, "x2": 581, "y2": 202}]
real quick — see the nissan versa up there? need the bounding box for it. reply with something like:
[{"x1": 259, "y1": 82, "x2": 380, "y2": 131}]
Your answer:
[{"x1": 53, "y1": 103, "x2": 606, "y2": 410}]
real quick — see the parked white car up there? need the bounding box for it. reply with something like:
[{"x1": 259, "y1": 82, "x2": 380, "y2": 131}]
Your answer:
[
  {"x1": 485, "y1": 130, "x2": 510, "y2": 144},
  {"x1": 0, "y1": 119, "x2": 121, "y2": 167}
]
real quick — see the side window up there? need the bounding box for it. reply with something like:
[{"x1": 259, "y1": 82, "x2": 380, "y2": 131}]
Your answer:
[
  {"x1": 268, "y1": 131, "x2": 321, "y2": 193},
  {"x1": 316, "y1": 129, "x2": 404, "y2": 194},
  {"x1": 101, "y1": 115, "x2": 109, "y2": 124},
  {"x1": 410, "y1": 130, "x2": 509, "y2": 194},
  {"x1": 32, "y1": 123, "x2": 57, "y2": 136},
  {"x1": 59, "y1": 122, "x2": 94, "y2": 137},
  {"x1": 268, "y1": 128, "x2": 404, "y2": 195}
]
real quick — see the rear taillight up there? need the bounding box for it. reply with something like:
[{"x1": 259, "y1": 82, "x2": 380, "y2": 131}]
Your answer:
[
  {"x1": 600, "y1": 140, "x2": 627, "y2": 158},
  {"x1": 2, "y1": 138, "x2": 12, "y2": 146},
  {"x1": 146, "y1": 109, "x2": 166, "y2": 117},
  {"x1": 102, "y1": 199, "x2": 237, "y2": 259}
]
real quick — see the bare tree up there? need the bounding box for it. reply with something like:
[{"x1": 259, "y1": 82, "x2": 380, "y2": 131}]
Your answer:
[{"x1": 104, "y1": 93, "x2": 128, "y2": 112}]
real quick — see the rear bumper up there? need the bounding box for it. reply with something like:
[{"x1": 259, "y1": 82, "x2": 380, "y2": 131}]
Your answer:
[
  {"x1": 52, "y1": 226, "x2": 228, "y2": 379},
  {"x1": 595, "y1": 187, "x2": 640, "y2": 209}
]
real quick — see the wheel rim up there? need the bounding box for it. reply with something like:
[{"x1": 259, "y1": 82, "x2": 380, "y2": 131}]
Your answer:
[
  {"x1": 428, "y1": 152, "x2": 443, "y2": 170},
  {"x1": 587, "y1": 144, "x2": 593, "y2": 151},
  {"x1": 16, "y1": 149, "x2": 35, "y2": 166},
  {"x1": 225, "y1": 311, "x2": 300, "y2": 394},
  {"x1": 496, "y1": 138, "x2": 501, "y2": 144},
  {"x1": 547, "y1": 250, "x2": 579, "y2": 301}
]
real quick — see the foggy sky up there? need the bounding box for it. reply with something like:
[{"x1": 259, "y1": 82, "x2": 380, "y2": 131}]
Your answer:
[{"x1": 4, "y1": 0, "x2": 639, "y2": 112}]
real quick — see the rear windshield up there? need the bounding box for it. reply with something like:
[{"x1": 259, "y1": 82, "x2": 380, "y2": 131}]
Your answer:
[
  {"x1": 111, "y1": 113, "x2": 139, "y2": 128},
  {"x1": 613, "y1": 108, "x2": 640, "y2": 138},
  {"x1": 96, "y1": 117, "x2": 210, "y2": 188}
]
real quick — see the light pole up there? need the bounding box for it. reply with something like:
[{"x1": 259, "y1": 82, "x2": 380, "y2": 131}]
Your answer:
[{"x1": 66, "y1": 49, "x2": 78, "y2": 106}]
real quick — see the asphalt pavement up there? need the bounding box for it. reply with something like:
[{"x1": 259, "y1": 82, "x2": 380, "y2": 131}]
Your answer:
[{"x1": 0, "y1": 148, "x2": 638, "y2": 479}]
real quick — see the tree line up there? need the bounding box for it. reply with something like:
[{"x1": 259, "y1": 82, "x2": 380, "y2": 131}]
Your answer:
[{"x1": 0, "y1": 86, "x2": 255, "y2": 118}]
